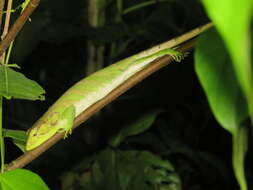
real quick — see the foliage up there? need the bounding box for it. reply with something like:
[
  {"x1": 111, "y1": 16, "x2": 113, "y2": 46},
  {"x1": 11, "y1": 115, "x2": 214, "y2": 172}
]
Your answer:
[
  {"x1": 0, "y1": 65, "x2": 45, "y2": 100},
  {"x1": 0, "y1": 169, "x2": 49, "y2": 190},
  {"x1": 72, "y1": 149, "x2": 180, "y2": 190}
]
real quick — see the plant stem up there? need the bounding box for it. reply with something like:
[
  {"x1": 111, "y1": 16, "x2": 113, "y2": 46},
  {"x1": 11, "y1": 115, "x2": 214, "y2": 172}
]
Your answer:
[
  {"x1": 5, "y1": 41, "x2": 13, "y2": 65},
  {"x1": 0, "y1": 96, "x2": 5, "y2": 173}
]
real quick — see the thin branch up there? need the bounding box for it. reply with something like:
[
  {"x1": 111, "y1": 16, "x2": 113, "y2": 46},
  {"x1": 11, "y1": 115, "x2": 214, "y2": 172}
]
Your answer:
[
  {"x1": 1, "y1": 0, "x2": 12, "y2": 63},
  {"x1": 5, "y1": 39, "x2": 197, "y2": 171},
  {"x1": 5, "y1": 23, "x2": 213, "y2": 171},
  {"x1": 0, "y1": 0, "x2": 40, "y2": 56},
  {"x1": 0, "y1": 0, "x2": 5, "y2": 30}
]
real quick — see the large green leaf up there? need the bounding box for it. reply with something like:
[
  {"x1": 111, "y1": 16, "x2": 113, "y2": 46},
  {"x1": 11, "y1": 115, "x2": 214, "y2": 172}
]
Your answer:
[
  {"x1": 201, "y1": 0, "x2": 253, "y2": 119},
  {"x1": 0, "y1": 66, "x2": 45, "y2": 100},
  {"x1": 0, "y1": 169, "x2": 49, "y2": 190},
  {"x1": 195, "y1": 29, "x2": 248, "y2": 134},
  {"x1": 195, "y1": 29, "x2": 248, "y2": 190}
]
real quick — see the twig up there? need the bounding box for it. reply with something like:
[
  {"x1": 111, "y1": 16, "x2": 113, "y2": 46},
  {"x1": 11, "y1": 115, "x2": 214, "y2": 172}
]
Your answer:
[
  {"x1": 0, "y1": 0, "x2": 40, "y2": 56},
  {"x1": 1, "y1": 0, "x2": 12, "y2": 63},
  {"x1": 1, "y1": 0, "x2": 12, "y2": 38},
  {"x1": 0, "y1": 0, "x2": 5, "y2": 30}
]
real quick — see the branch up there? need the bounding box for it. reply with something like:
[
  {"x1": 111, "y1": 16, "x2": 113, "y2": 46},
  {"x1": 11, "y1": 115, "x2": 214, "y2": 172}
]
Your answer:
[
  {"x1": 5, "y1": 39, "x2": 197, "y2": 171},
  {"x1": 5, "y1": 22, "x2": 213, "y2": 171},
  {"x1": 0, "y1": 0, "x2": 40, "y2": 56}
]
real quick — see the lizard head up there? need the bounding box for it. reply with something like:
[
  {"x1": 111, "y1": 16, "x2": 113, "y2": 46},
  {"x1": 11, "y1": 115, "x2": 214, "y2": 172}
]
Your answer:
[
  {"x1": 25, "y1": 112, "x2": 60, "y2": 151},
  {"x1": 26, "y1": 105, "x2": 76, "y2": 151}
]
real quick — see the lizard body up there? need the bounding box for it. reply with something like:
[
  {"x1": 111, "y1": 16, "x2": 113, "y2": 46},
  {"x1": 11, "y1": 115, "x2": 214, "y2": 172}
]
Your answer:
[{"x1": 26, "y1": 48, "x2": 184, "y2": 150}]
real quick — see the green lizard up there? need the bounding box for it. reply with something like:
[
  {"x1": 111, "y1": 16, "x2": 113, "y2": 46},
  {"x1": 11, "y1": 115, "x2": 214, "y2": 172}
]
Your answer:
[{"x1": 25, "y1": 48, "x2": 185, "y2": 151}]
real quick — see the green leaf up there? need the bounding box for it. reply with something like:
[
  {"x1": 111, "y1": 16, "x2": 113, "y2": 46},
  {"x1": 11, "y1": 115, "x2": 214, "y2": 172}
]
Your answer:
[
  {"x1": 3, "y1": 129, "x2": 27, "y2": 152},
  {"x1": 0, "y1": 169, "x2": 49, "y2": 190},
  {"x1": 109, "y1": 110, "x2": 160, "y2": 147},
  {"x1": 0, "y1": 66, "x2": 45, "y2": 100},
  {"x1": 3, "y1": 129, "x2": 27, "y2": 142},
  {"x1": 201, "y1": 0, "x2": 253, "y2": 120},
  {"x1": 195, "y1": 29, "x2": 248, "y2": 134}
]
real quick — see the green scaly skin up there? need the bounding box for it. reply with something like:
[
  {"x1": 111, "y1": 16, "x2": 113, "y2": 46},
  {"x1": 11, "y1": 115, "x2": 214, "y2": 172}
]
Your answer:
[{"x1": 26, "y1": 48, "x2": 185, "y2": 151}]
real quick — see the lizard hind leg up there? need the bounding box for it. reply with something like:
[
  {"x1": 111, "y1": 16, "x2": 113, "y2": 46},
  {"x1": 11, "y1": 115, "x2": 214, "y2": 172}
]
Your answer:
[
  {"x1": 161, "y1": 48, "x2": 187, "y2": 62},
  {"x1": 59, "y1": 105, "x2": 76, "y2": 139},
  {"x1": 171, "y1": 51, "x2": 188, "y2": 62}
]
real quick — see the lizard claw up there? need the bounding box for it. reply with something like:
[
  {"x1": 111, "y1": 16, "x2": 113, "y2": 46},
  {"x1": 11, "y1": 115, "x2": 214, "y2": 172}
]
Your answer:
[
  {"x1": 63, "y1": 129, "x2": 72, "y2": 139},
  {"x1": 171, "y1": 52, "x2": 189, "y2": 62}
]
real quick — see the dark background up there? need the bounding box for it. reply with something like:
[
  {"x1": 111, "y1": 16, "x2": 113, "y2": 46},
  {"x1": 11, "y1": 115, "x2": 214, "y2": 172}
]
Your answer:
[{"x1": 3, "y1": 0, "x2": 252, "y2": 189}]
